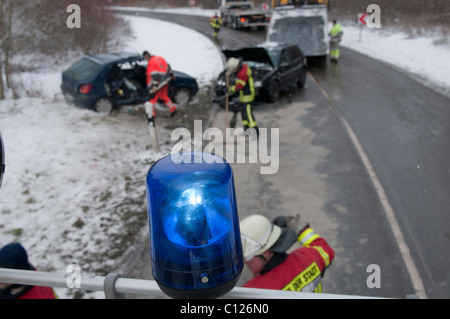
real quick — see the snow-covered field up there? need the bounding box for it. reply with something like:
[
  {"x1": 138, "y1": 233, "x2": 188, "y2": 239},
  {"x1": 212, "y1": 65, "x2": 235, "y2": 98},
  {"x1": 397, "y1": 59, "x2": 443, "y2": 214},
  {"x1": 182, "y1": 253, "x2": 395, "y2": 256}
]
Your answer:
[
  {"x1": 340, "y1": 23, "x2": 450, "y2": 96},
  {"x1": 0, "y1": 10, "x2": 223, "y2": 299},
  {"x1": 0, "y1": 7, "x2": 449, "y2": 299}
]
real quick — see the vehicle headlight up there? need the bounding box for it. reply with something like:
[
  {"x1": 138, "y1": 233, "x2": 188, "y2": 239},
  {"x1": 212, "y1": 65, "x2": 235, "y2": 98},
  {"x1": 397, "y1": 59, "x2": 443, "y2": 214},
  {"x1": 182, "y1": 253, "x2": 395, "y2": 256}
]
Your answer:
[{"x1": 254, "y1": 81, "x2": 263, "y2": 88}]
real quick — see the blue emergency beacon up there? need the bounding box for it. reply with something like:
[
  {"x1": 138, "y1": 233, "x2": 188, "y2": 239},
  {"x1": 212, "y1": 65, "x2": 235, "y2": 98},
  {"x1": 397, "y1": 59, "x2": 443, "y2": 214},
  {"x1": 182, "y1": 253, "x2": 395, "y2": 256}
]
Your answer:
[{"x1": 146, "y1": 152, "x2": 243, "y2": 298}]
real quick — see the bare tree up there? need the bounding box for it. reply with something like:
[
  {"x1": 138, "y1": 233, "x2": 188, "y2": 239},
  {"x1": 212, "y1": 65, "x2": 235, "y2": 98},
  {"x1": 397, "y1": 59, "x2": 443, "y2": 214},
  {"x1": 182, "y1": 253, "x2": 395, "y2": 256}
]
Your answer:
[{"x1": 0, "y1": 0, "x2": 131, "y2": 99}]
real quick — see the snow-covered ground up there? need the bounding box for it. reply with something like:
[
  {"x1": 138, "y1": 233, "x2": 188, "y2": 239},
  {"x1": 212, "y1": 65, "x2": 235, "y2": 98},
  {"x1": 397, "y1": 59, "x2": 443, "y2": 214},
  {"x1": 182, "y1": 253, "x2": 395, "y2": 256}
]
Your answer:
[
  {"x1": 0, "y1": 7, "x2": 449, "y2": 299},
  {"x1": 340, "y1": 23, "x2": 450, "y2": 96}
]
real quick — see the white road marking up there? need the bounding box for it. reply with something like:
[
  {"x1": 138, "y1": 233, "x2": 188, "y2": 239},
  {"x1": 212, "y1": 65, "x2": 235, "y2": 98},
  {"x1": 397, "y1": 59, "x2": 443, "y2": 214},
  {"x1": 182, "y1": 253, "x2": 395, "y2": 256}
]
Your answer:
[{"x1": 309, "y1": 72, "x2": 428, "y2": 298}]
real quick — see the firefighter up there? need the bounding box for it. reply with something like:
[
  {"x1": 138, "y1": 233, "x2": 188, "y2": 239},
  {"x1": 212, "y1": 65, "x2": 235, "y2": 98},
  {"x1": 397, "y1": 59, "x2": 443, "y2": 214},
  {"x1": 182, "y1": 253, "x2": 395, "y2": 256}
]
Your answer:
[
  {"x1": 142, "y1": 51, "x2": 177, "y2": 119},
  {"x1": 240, "y1": 214, "x2": 335, "y2": 292},
  {"x1": 329, "y1": 19, "x2": 343, "y2": 62},
  {"x1": 226, "y1": 57, "x2": 259, "y2": 137},
  {"x1": 210, "y1": 12, "x2": 222, "y2": 39}
]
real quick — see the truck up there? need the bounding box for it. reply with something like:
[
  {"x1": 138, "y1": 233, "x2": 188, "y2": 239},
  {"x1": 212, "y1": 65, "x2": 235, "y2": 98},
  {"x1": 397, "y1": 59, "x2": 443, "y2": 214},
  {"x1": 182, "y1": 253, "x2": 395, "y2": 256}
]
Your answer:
[
  {"x1": 218, "y1": 0, "x2": 271, "y2": 30},
  {"x1": 267, "y1": 0, "x2": 329, "y2": 60}
]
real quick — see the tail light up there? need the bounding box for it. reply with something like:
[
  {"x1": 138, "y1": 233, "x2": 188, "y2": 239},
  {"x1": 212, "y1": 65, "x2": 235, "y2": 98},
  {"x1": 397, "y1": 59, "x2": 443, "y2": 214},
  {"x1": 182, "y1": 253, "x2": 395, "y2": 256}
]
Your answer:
[{"x1": 79, "y1": 84, "x2": 93, "y2": 94}]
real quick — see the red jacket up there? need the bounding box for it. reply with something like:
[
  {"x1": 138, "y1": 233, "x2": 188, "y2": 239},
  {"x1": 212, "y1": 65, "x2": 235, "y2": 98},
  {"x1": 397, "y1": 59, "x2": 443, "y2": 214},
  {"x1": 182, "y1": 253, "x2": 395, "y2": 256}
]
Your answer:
[
  {"x1": 243, "y1": 227, "x2": 335, "y2": 293},
  {"x1": 229, "y1": 63, "x2": 255, "y2": 103},
  {"x1": 17, "y1": 285, "x2": 57, "y2": 299},
  {"x1": 146, "y1": 56, "x2": 170, "y2": 87}
]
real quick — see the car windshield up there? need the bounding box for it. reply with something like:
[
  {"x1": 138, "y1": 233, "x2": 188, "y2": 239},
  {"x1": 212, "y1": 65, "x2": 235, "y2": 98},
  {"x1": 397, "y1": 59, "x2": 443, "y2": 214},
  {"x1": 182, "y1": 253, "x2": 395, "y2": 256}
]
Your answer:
[
  {"x1": 245, "y1": 61, "x2": 273, "y2": 71},
  {"x1": 66, "y1": 58, "x2": 103, "y2": 81},
  {"x1": 266, "y1": 50, "x2": 281, "y2": 68}
]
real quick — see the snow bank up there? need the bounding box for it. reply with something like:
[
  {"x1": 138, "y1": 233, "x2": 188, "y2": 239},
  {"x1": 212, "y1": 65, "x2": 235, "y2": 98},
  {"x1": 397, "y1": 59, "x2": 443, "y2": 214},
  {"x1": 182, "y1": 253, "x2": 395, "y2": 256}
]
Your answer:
[{"x1": 340, "y1": 23, "x2": 450, "y2": 95}]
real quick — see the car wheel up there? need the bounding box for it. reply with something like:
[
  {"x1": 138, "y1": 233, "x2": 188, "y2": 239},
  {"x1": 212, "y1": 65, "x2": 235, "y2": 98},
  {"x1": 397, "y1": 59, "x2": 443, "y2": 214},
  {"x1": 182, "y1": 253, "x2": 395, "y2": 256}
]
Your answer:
[
  {"x1": 94, "y1": 97, "x2": 114, "y2": 114},
  {"x1": 297, "y1": 68, "x2": 307, "y2": 88},
  {"x1": 173, "y1": 87, "x2": 192, "y2": 108},
  {"x1": 267, "y1": 81, "x2": 280, "y2": 103}
]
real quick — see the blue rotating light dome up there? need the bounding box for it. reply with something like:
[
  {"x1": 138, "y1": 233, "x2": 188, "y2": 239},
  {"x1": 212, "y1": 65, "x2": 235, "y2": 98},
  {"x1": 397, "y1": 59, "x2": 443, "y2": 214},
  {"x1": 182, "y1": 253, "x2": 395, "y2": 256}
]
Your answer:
[{"x1": 146, "y1": 152, "x2": 243, "y2": 298}]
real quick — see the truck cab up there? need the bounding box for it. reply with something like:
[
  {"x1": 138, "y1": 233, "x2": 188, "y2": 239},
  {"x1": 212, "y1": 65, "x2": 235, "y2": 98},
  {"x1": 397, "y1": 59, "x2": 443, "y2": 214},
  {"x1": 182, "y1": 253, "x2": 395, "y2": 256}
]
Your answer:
[{"x1": 219, "y1": 0, "x2": 271, "y2": 30}]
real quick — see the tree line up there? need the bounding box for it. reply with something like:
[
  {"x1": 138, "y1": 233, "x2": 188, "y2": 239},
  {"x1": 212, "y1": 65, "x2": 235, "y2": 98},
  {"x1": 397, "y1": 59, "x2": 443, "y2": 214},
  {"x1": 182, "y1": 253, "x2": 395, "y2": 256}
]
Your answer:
[{"x1": 0, "y1": 0, "x2": 130, "y2": 99}]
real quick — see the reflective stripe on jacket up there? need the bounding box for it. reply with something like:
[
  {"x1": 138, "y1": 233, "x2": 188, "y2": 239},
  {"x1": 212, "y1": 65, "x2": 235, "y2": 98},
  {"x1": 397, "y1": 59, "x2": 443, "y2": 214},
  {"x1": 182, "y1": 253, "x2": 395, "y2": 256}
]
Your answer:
[
  {"x1": 330, "y1": 24, "x2": 343, "y2": 41},
  {"x1": 229, "y1": 63, "x2": 255, "y2": 103},
  {"x1": 243, "y1": 227, "x2": 335, "y2": 293},
  {"x1": 210, "y1": 16, "x2": 222, "y2": 28},
  {"x1": 146, "y1": 56, "x2": 171, "y2": 87}
]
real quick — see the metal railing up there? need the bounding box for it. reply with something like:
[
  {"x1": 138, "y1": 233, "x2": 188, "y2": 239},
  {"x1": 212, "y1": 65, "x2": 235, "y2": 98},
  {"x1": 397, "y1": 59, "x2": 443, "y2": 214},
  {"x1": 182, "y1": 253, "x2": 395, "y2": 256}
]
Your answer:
[{"x1": 0, "y1": 268, "x2": 379, "y2": 299}]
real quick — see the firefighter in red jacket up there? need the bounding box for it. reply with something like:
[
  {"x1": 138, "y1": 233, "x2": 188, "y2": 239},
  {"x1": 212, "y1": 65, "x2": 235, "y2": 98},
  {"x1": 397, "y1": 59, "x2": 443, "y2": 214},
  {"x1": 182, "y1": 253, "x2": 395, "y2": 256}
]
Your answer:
[
  {"x1": 227, "y1": 57, "x2": 259, "y2": 137},
  {"x1": 0, "y1": 243, "x2": 57, "y2": 299},
  {"x1": 240, "y1": 214, "x2": 335, "y2": 293},
  {"x1": 143, "y1": 51, "x2": 177, "y2": 119}
]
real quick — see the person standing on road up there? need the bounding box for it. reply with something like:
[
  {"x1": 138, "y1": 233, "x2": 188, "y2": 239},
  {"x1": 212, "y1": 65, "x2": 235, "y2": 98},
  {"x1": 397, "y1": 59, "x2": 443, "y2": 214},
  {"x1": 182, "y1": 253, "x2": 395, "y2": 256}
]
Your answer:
[
  {"x1": 240, "y1": 214, "x2": 335, "y2": 293},
  {"x1": 143, "y1": 50, "x2": 178, "y2": 119},
  {"x1": 329, "y1": 19, "x2": 343, "y2": 62},
  {"x1": 226, "y1": 57, "x2": 259, "y2": 137},
  {"x1": 210, "y1": 12, "x2": 222, "y2": 39}
]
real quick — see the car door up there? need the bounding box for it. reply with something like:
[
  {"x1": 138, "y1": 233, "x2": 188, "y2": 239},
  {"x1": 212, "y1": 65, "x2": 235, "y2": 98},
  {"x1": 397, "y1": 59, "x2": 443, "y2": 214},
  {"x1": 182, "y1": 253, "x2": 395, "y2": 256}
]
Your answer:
[
  {"x1": 287, "y1": 46, "x2": 304, "y2": 84},
  {"x1": 278, "y1": 48, "x2": 294, "y2": 90}
]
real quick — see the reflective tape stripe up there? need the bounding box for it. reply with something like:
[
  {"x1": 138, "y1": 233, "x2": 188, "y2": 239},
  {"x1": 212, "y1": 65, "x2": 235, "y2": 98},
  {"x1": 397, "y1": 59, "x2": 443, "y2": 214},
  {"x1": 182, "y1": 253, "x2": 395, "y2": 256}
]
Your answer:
[
  {"x1": 282, "y1": 262, "x2": 322, "y2": 292},
  {"x1": 301, "y1": 275, "x2": 322, "y2": 293},
  {"x1": 246, "y1": 104, "x2": 257, "y2": 128},
  {"x1": 298, "y1": 228, "x2": 319, "y2": 246},
  {"x1": 313, "y1": 245, "x2": 330, "y2": 267}
]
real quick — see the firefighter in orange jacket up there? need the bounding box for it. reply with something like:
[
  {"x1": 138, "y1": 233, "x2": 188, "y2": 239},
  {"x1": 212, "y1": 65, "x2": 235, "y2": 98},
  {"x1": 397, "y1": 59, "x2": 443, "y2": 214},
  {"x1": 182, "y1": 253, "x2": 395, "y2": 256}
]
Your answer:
[
  {"x1": 227, "y1": 57, "x2": 259, "y2": 137},
  {"x1": 240, "y1": 214, "x2": 335, "y2": 293},
  {"x1": 143, "y1": 51, "x2": 177, "y2": 118}
]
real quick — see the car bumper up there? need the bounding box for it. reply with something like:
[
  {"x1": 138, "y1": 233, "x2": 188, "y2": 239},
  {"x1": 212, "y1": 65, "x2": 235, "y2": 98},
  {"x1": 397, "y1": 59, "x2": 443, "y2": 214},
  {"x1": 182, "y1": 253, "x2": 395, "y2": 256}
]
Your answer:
[{"x1": 61, "y1": 85, "x2": 96, "y2": 110}]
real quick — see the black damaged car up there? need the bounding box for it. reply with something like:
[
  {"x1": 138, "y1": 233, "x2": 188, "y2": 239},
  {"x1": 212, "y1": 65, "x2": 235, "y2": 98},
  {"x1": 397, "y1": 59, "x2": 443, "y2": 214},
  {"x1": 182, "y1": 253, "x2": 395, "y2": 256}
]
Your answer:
[
  {"x1": 214, "y1": 43, "x2": 307, "y2": 108},
  {"x1": 61, "y1": 52, "x2": 199, "y2": 114}
]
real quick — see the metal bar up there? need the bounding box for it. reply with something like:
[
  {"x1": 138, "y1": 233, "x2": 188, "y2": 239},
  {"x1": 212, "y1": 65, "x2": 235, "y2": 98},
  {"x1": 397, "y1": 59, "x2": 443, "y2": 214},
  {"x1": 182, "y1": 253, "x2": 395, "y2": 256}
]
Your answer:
[{"x1": 0, "y1": 268, "x2": 381, "y2": 299}]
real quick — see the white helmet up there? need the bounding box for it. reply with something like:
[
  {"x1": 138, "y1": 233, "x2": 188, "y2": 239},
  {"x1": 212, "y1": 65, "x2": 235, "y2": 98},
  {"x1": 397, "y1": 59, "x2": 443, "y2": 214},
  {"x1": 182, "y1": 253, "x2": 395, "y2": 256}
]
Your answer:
[
  {"x1": 226, "y1": 57, "x2": 240, "y2": 73},
  {"x1": 240, "y1": 214, "x2": 282, "y2": 261}
]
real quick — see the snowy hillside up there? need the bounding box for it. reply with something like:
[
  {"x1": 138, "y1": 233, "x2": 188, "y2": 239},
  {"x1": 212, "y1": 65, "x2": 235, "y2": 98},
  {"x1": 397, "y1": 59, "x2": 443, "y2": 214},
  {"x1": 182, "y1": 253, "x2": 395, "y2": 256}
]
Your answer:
[{"x1": 0, "y1": 12, "x2": 223, "y2": 299}]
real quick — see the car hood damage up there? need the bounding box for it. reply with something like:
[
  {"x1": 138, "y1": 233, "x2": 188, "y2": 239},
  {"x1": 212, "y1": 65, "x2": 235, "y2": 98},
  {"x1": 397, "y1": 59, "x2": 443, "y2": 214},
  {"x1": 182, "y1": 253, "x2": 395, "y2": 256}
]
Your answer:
[{"x1": 223, "y1": 47, "x2": 274, "y2": 68}]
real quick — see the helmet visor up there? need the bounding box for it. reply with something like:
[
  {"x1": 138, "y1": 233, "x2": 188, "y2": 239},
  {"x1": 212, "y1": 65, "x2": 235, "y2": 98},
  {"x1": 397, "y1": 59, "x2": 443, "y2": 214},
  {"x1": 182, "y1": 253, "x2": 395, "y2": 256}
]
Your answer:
[{"x1": 241, "y1": 224, "x2": 272, "y2": 262}]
